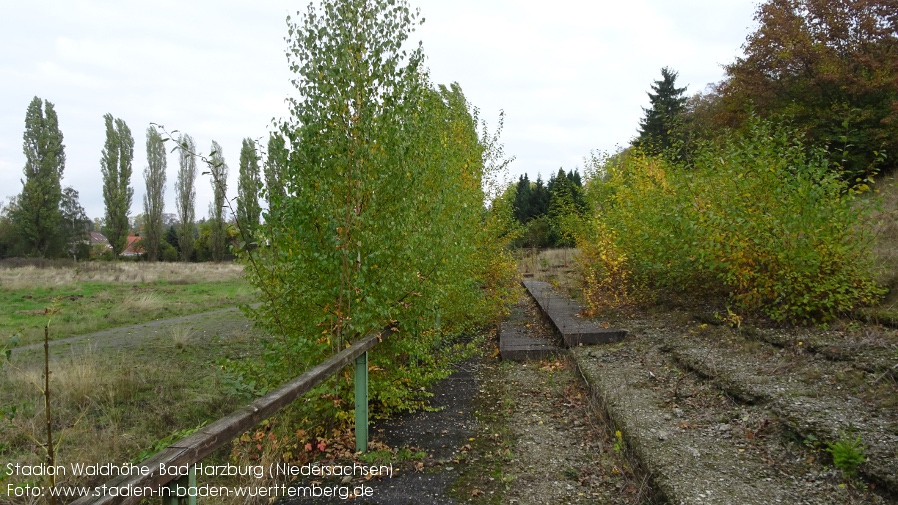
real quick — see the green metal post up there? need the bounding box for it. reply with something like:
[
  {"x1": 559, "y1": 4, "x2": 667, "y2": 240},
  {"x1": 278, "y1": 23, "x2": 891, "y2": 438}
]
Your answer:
[
  {"x1": 354, "y1": 351, "x2": 369, "y2": 452},
  {"x1": 163, "y1": 466, "x2": 196, "y2": 505}
]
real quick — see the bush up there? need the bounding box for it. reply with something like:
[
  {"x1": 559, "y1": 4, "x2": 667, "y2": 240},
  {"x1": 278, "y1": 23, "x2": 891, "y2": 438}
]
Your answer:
[
  {"x1": 580, "y1": 118, "x2": 884, "y2": 323},
  {"x1": 160, "y1": 240, "x2": 179, "y2": 262}
]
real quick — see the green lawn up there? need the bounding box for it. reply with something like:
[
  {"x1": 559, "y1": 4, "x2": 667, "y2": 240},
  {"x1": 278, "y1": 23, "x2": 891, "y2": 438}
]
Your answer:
[{"x1": 0, "y1": 262, "x2": 258, "y2": 346}]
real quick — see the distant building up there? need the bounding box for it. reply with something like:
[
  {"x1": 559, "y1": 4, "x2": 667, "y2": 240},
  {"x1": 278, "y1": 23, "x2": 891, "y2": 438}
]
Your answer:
[
  {"x1": 88, "y1": 232, "x2": 112, "y2": 257},
  {"x1": 121, "y1": 234, "x2": 144, "y2": 258}
]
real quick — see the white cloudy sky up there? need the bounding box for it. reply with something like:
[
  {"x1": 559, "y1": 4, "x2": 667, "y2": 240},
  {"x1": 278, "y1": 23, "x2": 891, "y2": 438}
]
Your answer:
[{"x1": 0, "y1": 0, "x2": 759, "y2": 220}]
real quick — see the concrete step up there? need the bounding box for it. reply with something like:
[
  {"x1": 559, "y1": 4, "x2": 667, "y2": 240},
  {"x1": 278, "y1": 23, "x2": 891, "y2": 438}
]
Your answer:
[
  {"x1": 499, "y1": 296, "x2": 560, "y2": 361},
  {"x1": 522, "y1": 279, "x2": 628, "y2": 346}
]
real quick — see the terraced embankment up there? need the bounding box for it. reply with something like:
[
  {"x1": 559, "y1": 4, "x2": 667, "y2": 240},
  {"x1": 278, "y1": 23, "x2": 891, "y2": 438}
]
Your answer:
[{"x1": 524, "y1": 281, "x2": 898, "y2": 505}]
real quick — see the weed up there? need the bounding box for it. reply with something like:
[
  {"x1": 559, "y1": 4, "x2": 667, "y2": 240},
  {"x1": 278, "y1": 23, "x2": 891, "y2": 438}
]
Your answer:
[
  {"x1": 170, "y1": 324, "x2": 193, "y2": 349},
  {"x1": 612, "y1": 429, "x2": 625, "y2": 453},
  {"x1": 826, "y1": 430, "x2": 866, "y2": 477},
  {"x1": 134, "y1": 423, "x2": 207, "y2": 462}
]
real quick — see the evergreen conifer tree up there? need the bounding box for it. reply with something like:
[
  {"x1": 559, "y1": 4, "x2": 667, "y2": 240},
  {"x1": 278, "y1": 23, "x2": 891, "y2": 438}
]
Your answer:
[{"x1": 634, "y1": 67, "x2": 688, "y2": 156}]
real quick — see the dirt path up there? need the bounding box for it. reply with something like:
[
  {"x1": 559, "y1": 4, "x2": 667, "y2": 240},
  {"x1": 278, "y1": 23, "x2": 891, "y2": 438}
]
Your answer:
[
  {"x1": 277, "y1": 294, "x2": 652, "y2": 505},
  {"x1": 11, "y1": 306, "x2": 253, "y2": 360}
]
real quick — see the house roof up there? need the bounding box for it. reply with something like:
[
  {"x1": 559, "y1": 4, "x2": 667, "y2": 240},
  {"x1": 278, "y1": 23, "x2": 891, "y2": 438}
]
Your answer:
[
  {"x1": 122, "y1": 234, "x2": 144, "y2": 256},
  {"x1": 89, "y1": 231, "x2": 110, "y2": 246}
]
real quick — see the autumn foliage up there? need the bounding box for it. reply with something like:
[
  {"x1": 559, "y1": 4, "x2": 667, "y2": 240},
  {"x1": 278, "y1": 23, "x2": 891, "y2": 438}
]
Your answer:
[
  {"x1": 580, "y1": 119, "x2": 883, "y2": 323},
  {"x1": 717, "y1": 0, "x2": 898, "y2": 178}
]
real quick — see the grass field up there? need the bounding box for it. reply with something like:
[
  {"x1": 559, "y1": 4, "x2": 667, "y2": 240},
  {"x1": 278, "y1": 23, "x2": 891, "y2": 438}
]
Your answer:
[
  {"x1": 0, "y1": 261, "x2": 268, "y2": 502},
  {"x1": 0, "y1": 261, "x2": 257, "y2": 346}
]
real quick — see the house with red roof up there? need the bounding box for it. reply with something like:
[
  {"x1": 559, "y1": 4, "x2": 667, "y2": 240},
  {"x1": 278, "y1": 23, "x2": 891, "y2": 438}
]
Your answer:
[{"x1": 121, "y1": 234, "x2": 145, "y2": 258}]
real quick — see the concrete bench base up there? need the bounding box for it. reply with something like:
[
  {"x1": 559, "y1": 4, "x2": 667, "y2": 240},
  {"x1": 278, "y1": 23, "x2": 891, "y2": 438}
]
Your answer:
[{"x1": 522, "y1": 279, "x2": 628, "y2": 346}]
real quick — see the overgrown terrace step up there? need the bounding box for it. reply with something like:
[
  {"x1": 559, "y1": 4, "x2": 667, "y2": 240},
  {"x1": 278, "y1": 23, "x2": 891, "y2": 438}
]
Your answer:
[
  {"x1": 669, "y1": 342, "x2": 898, "y2": 494},
  {"x1": 571, "y1": 345, "x2": 884, "y2": 505},
  {"x1": 522, "y1": 279, "x2": 627, "y2": 346},
  {"x1": 499, "y1": 296, "x2": 560, "y2": 361}
]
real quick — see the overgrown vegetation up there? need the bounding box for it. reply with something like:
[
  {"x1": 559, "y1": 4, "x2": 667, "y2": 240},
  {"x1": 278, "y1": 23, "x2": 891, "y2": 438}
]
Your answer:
[
  {"x1": 209, "y1": 0, "x2": 519, "y2": 441},
  {"x1": 578, "y1": 118, "x2": 884, "y2": 323},
  {"x1": 503, "y1": 169, "x2": 587, "y2": 249}
]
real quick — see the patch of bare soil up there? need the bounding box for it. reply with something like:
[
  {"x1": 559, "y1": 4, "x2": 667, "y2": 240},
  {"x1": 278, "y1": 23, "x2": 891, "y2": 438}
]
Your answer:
[
  {"x1": 448, "y1": 296, "x2": 658, "y2": 505},
  {"x1": 493, "y1": 359, "x2": 655, "y2": 505}
]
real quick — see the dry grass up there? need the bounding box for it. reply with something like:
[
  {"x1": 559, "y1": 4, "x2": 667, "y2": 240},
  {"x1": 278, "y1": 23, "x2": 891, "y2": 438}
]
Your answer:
[
  {"x1": 1, "y1": 262, "x2": 256, "y2": 347},
  {"x1": 170, "y1": 324, "x2": 193, "y2": 349},
  {"x1": 0, "y1": 325, "x2": 263, "y2": 499},
  {"x1": 114, "y1": 292, "x2": 164, "y2": 314},
  {"x1": 0, "y1": 261, "x2": 244, "y2": 291},
  {"x1": 518, "y1": 248, "x2": 581, "y2": 296}
]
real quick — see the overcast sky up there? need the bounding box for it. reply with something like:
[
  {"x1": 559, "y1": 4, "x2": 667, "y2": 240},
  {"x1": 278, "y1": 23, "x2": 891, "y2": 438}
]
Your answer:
[{"x1": 0, "y1": 0, "x2": 759, "y2": 221}]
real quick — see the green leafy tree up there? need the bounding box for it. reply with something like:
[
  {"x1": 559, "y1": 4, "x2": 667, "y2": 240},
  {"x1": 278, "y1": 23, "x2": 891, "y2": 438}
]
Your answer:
[
  {"x1": 208, "y1": 140, "x2": 228, "y2": 262},
  {"x1": 100, "y1": 114, "x2": 134, "y2": 259},
  {"x1": 14, "y1": 97, "x2": 65, "y2": 257},
  {"x1": 722, "y1": 0, "x2": 898, "y2": 177},
  {"x1": 264, "y1": 133, "x2": 287, "y2": 206},
  {"x1": 0, "y1": 197, "x2": 20, "y2": 258},
  {"x1": 634, "y1": 67, "x2": 688, "y2": 156},
  {"x1": 236, "y1": 138, "x2": 261, "y2": 243},
  {"x1": 59, "y1": 187, "x2": 89, "y2": 260},
  {"x1": 240, "y1": 0, "x2": 516, "y2": 421},
  {"x1": 175, "y1": 134, "x2": 197, "y2": 262},
  {"x1": 143, "y1": 126, "x2": 167, "y2": 261}
]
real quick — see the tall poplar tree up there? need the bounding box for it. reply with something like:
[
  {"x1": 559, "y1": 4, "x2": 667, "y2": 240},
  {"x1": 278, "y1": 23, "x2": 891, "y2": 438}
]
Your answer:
[
  {"x1": 264, "y1": 133, "x2": 287, "y2": 206},
  {"x1": 100, "y1": 114, "x2": 134, "y2": 259},
  {"x1": 208, "y1": 140, "x2": 228, "y2": 262},
  {"x1": 143, "y1": 126, "x2": 167, "y2": 261},
  {"x1": 14, "y1": 96, "x2": 65, "y2": 257},
  {"x1": 175, "y1": 134, "x2": 197, "y2": 262},
  {"x1": 237, "y1": 137, "x2": 261, "y2": 242}
]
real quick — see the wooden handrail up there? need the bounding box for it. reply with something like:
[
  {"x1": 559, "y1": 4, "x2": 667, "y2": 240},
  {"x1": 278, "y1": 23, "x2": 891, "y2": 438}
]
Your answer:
[{"x1": 70, "y1": 329, "x2": 389, "y2": 505}]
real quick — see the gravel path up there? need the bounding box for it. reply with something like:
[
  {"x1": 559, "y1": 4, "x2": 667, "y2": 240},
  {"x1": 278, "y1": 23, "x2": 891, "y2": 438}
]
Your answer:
[{"x1": 10, "y1": 306, "x2": 252, "y2": 359}]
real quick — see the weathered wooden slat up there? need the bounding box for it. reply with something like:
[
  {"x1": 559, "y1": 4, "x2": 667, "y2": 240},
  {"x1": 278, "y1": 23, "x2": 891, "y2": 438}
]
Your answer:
[{"x1": 70, "y1": 330, "x2": 388, "y2": 505}]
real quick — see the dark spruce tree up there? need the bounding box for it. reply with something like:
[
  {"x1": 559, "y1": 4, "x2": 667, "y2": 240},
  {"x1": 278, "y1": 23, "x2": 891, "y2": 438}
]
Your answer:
[
  {"x1": 634, "y1": 67, "x2": 687, "y2": 156},
  {"x1": 513, "y1": 174, "x2": 533, "y2": 224}
]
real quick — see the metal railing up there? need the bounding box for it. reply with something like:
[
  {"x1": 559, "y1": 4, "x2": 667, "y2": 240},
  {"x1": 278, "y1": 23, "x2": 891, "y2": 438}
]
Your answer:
[{"x1": 70, "y1": 328, "x2": 391, "y2": 505}]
